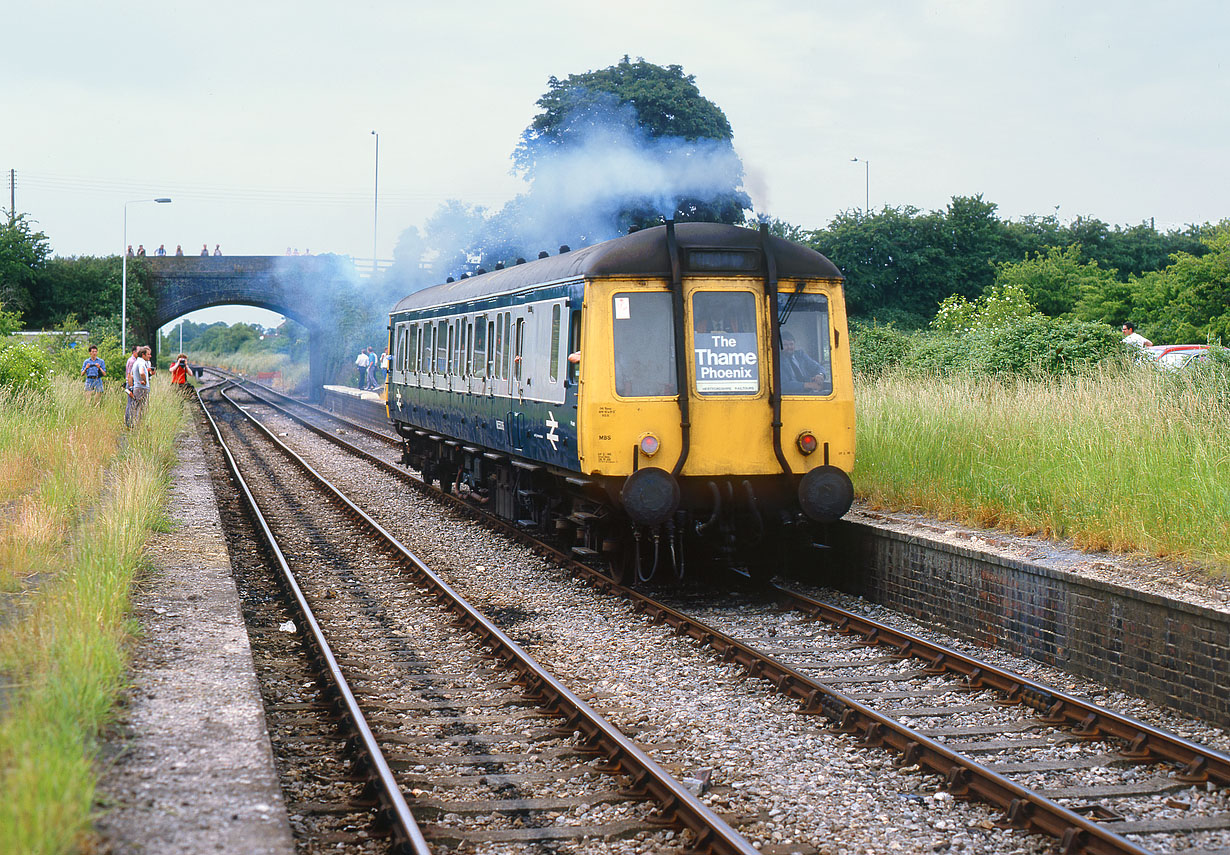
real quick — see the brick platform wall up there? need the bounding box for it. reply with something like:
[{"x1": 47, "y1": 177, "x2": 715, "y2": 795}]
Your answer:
[{"x1": 827, "y1": 521, "x2": 1230, "y2": 728}]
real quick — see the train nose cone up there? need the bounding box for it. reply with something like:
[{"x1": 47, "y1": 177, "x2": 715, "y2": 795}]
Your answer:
[
  {"x1": 620, "y1": 467, "x2": 681, "y2": 527},
  {"x1": 798, "y1": 465, "x2": 854, "y2": 522}
]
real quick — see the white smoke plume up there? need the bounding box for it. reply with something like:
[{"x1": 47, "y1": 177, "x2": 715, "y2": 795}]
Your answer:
[{"x1": 389, "y1": 95, "x2": 751, "y2": 289}]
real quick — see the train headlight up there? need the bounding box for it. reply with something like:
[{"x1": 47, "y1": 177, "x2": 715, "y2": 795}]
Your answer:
[
  {"x1": 639, "y1": 433, "x2": 660, "y2": 457},
  {"x1": 796, "y1": 431, "x2": 818, "y2": 455}
]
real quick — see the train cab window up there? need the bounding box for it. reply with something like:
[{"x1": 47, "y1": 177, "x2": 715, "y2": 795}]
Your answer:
[
  {"x1": 549, "y1": 304, "x2": 561, "y2": 383},
  {"x1": 566, "y1": 309, "x2": 581, "y2": 386},
  {"x1": 777, "y1": 292, "x2": 833, "y2": 396},
  {"x1": 473, "y1": 315, "x2": 487, "y2": 378},
  {"x1": 691, "y1": 291, "x2": 759, "y2": 396},
  {"x1": 613, "y1": 292, "x2": 677, "y2": 397}
]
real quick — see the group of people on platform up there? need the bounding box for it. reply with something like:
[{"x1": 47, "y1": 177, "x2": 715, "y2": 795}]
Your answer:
[
  {"x1": 127, "y1": 244, "x2": 222, "y2": 257},
  {"x1": 79, "y1": 345, "x2": 192, "y2": 425},
  {"x1": 355, "y1": 346, "x2": 390, "y2": 391}
]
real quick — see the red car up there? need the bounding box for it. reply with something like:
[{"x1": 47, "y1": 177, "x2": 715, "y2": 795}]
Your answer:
[{"x1": 1145, "y1": 344, "x2": 1210, "y2": 370}]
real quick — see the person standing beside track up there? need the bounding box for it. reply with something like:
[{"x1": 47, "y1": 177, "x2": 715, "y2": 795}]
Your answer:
[
  {"x1": 170, "y1": 353, "x2": 191, "y2": 396},
  {"x1": 126, "y1": 347, "x2": 152, "y2": 427},
  {"x1": 365, "y1": 346, "x2": 377, "y2": 390},
  {"x1": 80, "y1": 344, "x2": 106, "y2": 405},
  {"x1": 355, "y1": 347, "x2": 369, "y2": 388}
]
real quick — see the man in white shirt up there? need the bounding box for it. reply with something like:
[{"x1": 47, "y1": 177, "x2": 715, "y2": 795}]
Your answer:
[
  {"x1": 355, "y1": 348, "x2": 369, "y2": 388},
  {"x1": 126, "y1": 347, "x2": 152, "y2": 427},
  {"x1": 1121, "y1": 322, "x2": 1152, "y2": 348}
]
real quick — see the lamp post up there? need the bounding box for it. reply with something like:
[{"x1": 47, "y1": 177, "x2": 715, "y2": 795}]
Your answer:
[
  {"x1": 371, "y1": 130, "x2": 379, "y2": 273},
  {"x1": 850, "y1": 157, "x2": 869, "y2": 212},
  {"x1": 122, "y1": 197, "x2": 172, "y2": 354}
]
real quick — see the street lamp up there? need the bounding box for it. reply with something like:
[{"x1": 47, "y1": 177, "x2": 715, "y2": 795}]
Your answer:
[
  {"x1": 850, "y1": 157, "x2": 869, "y2": 212},
  {"x1": 122, "y1": 197, "x2": 172, "y2": 354},
  {"x1": 371, "y1": 130, "x2": 379, "y2": 273}
]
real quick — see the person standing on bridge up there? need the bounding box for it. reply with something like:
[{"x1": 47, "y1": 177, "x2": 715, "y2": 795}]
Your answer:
[
  {"x1": 136, "y1": 244, "x2": 146, "y2": 257},
  {"x1": 175, "y1": 244, "x2": 184, "y2": 256},
  {"x1": 213, "y1": 244, "x2": 222, "y2": 256},
  {"x1": 200, "y1": 244, "x2": 209, "y2": 256},
  {"x1": 155, "y1": 244, "x2": 167, "y2": 256}
]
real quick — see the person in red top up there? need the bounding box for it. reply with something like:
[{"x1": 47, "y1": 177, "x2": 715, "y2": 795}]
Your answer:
[{"x1": 170, "y1": 353, "x2": 191, "y2": 396}]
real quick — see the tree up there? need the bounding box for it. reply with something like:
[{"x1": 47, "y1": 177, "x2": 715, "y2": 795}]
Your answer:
[
  {"x1": 25, "y1": 255, "x2": 121, "y2": 329},
  {"x1": 513, "y1": 56, "x2": 750, "y2": 228},
  {"x1": 1134, "y1": 224, "x2": 1230, "y2": 343},
  {"x1": 0, "y1": 213, "x2": 51, "y2": 317},
  {"x1": 995, "y1": 245, "x2": 1120, "y2": 318}
]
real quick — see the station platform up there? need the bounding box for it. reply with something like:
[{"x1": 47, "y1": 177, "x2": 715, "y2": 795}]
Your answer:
[
  {"x1": 321, "y1": 384, "x2": 390, "y2": 430},
  {"x1": 93, "y1": 423, "x2": 295, "y2": 854}
]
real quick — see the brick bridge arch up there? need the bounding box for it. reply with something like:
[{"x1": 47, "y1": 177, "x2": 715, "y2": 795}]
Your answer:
[{"x1": 147, "y1": 255, "x2": 360, "y2": 400}]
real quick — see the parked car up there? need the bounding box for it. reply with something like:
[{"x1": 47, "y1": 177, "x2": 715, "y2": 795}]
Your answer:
[{"x1": 1144, "y1": 344, "x2": 1210, "y2": 370}]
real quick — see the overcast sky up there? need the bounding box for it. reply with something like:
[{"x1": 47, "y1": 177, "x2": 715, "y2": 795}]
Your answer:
[{"x1": 6, "y1": 1, "x2": 1227, "y2": 329}]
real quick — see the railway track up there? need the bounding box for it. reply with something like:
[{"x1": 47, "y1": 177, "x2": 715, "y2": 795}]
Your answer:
[
  {"x1": 205, "y1": 373, "x2": 1230, "y2": 854},
  {"x1": 196, "y1": 380, "x2": 759, "y2": 854}
]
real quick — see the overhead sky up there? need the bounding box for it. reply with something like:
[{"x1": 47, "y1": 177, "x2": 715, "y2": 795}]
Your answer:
[{"x1": 6, "y1": 1, "x2": 1227, "y2": 329}]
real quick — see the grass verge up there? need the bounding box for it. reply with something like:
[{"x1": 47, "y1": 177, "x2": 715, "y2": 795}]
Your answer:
[
  {"x1": 853, "y1": 363, "x2": 1230, "y2": 573},
  {"x1": 0, "y1": 377, "x2": 184, "y2": 854}
]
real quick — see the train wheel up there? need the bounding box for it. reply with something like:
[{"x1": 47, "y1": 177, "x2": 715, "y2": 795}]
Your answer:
[{"x1": 611, "y1": 528, "x2": 644, "y2": 587}]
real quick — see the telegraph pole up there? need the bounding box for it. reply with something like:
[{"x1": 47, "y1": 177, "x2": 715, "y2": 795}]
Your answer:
[{"x1": 7, "y1": 169, "x2": 13, "y2": 223}]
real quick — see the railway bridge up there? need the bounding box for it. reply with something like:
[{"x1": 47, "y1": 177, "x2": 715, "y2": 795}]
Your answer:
[{"x1": 145, "y1": 255, "x2": 360, "y2": 400}]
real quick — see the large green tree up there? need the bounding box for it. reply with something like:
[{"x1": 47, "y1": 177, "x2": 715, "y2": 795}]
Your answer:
[
  {"x1": 514, "y1": 56, "x2": 750, "y2": 226},
  {"x1": 0, "y1": 213, "x2": 51, "y2": 317}
]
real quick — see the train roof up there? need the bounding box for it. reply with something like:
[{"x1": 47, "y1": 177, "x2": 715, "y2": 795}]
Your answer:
[{"x1": 392, "y1": 222, "x2": 843, "y2": 313}]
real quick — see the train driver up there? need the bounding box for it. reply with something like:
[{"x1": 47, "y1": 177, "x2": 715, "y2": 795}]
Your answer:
[{"x1": 780, "y1": 330, "x2": 828, "y2": 394}]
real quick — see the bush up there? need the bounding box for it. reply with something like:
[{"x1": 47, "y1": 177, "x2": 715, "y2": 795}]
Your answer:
[
  {"x1": 0, "y1": 341, "x2": 50, "y2": 392},
  {"x1": 964, "y1": 316, "x2": 1122, "y2": 376},
  {"x1": 849, "y1": 322, "x2": 912, "y2": 375}
]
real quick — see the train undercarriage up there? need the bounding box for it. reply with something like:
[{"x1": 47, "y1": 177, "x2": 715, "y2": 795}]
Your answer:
[{"x1": 396, "y1": 426, "x2": 840, "y2": 586}]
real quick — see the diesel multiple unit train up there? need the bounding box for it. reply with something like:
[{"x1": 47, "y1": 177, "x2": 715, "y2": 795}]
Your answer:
[{"x1": 386, "y1": 221, "x2": 855, "y2": 583}]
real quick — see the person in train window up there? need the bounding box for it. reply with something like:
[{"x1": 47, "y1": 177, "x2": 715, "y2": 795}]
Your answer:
[{"x1": 780, "y1": 330, "x2": 827, "y2": 393}]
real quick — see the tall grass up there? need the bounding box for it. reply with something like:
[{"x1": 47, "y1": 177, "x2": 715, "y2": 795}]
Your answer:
[
  {"x1": 853, "y1": 363, "x2": 1230, "y2": 573},
  {"x1": 0, "y1": 377, "x2": 184, "y2": 854}
]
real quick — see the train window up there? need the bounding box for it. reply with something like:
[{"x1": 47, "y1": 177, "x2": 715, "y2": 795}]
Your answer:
[
  {"x1": 435, "y1": 321, "x2": 447, "y2": 374},
  {"x1": 777, "y1": 293, "x2": 832, "y2": 396},
  {"x1": 422, "y1": 324, "x2": 432, "y2": 374},
  {"x1": 513, "y1": 318, "x2": 525, "y2": 382},
  {"x1": 493, "y1": 315, "x2": 504, "y2": 379},
  {"x1": 502, "y1": 313, "x2": 512, "y2": 379},
  {"x1": 473, "y1": 315, "x2": 487, "y2": 378},
  {"x1": 487, "y1": 319, "x2": 496, "y2": 379},
  {"x1": 692, "y1": 291, "x2": 759, "y2": 396},
  {"x1": 407, "y1": 324, "x2": 417, "y2": 373},
  {"x1": 613, "y1": 292, "x2": 677, "y2": 397},
  {"x1": 446, "y1": 322, "x2": 455, "y2": 376},
  {"x1": 549, "y1": 304, "x2": 561, "y2": 383}
]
